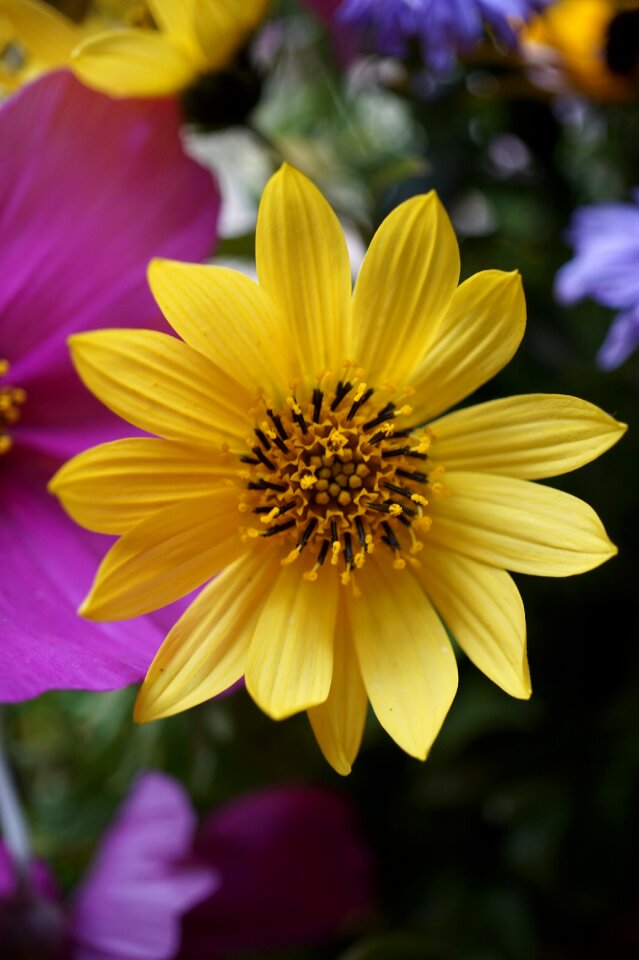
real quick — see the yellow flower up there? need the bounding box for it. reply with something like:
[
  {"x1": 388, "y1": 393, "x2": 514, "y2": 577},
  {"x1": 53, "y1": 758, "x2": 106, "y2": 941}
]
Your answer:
[
  {"x1": 0, "y1": 0, "x2": 142, "y2": 90},
  {"x1": 51, "y1": 165, "x2": 625, "y2": 774},
  {"x1": 523, "y1": 0, "x2": 639, "y2": 101},
  {"x1": 1, "y1": 0, "x2": 268, "y2": 97}
]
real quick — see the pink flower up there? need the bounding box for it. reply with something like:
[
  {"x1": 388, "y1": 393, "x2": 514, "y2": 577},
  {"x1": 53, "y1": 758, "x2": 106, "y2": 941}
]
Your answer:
[
  {"x1": 0, "y1": 774, "x2": 376, "y2": 959},
  {"x1": 0, "y1": 70, "x2": 220, "y2": 701}
]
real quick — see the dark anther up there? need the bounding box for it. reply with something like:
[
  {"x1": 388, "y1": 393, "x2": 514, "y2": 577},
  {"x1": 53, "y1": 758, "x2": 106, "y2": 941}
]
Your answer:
[
  {"x1": 291, "y1": 402, "x2": 308, "y2": 435},
  {"x1": 397, "y1": 513, "x2": 412, "y2": 527},
  {"x1": 381, "y1": 446, "x2": 410, "y2": 459},
  {"x1": 381, "y1": 521, "x2": 401, "y2": 551},
  {"x1": 368, "y1": 431, "x2": 388, "y2": 445},
  {"x1": 330, "y1": 517, "x2": 339, "y2": 544},
  {"x1": 262, "y1": 519, "x2": 296, "y2": 537},
  {"x1": 252, "y1": 446, "x2": 276, "y2": 471},
  {"x1": 330, "y1": 380, "x2": 353, "y2": 412},
  {"x1": 272, "y1": 434, "x2": 289, "y2": 454},
  {"x1": 298, "y1": 517, "x2": 318, "y2": 549},
  {"x1": 240, "y1": 455, "x2": 261, "y2": 465},
  {"x1": 382, "y1": 480, "x2": 417, "y2": 501},
  {"x1": 344, "y1": 532, "x2": 354, "y2": 568},
  {"x1": 267, "y1": 408, "x2": 289, "y2": 441},
  {"x1": 253, "y1": 506, "x2": 273, "y2": 514},
  {"x1": 316, "y1": 540, "x2": 330, "y2": 566},
  {"x1": 355, "y1": 516, "x2": 367, "y2": 549},
  {"x1": 312, "y1": 389, "x2": 323, "y2": 422},
  {"x1": 391, "y1": 427, "x2": 415, "y2": 439},
  {"x1": 405, "y1": 449, "x2": 428, "y2": 461},
  {"x1": 363, "y1": 402, "x2": 396, "y2": 431},
  {"x1": 396, "y1": 468, "x2": 428, "y2": 483},
  {"x1": 347, "y1": 387, "x2": 374, "y2": 420},
  {"x1": 248, "y1": 479, "x2": 288, "y2": 492},
  {"x1": 368, "y1": 501, "x2": 400, "y2": 515},
  {"x1": 254, "y1": 428, "x2": 271, "y2": 450},
  {"x1": 276, "y1": 499, "x2": 298, "y2": 516}
]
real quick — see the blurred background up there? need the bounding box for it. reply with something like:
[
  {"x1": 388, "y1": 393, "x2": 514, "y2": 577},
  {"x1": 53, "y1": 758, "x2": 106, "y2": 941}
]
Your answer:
[{"x1": 3, "y1": 1, "x2": 639, "y2": 957}]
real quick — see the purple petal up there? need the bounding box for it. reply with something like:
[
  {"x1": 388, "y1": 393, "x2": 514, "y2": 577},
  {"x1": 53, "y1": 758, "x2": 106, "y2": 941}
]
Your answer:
[
  {"x1": 596, "y1": 307, "x2": 639, "y2": 370},
  {"x1": 0, "y1": 843, "x2": 58, "y2": 903},
  {"x1": 556, "y1": 201, "x2": 639, "y2": 311},
  {"x1": 0, "y1": 452, "x2": 174, "y2": 700},
  {"x1": 0, "y1": 68, "x2": 221, "y2": 699},
  {"x1": 69, "y1": 772, "x2": 217, "y2": 960},
  {"x1": 181, "y1": 786, "x2": 377, "y2": 958},
  {"x1": 337, "y1": 0, "x2": 551, "y2": 69},
  {"x1": 0, "y1": 69, "x2": 219, "y2": 461}
]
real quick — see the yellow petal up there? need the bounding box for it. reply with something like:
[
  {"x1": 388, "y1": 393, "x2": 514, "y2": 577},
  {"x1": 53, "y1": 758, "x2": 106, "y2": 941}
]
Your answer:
[
  {"x1": 352, "y1": 557, "x2": 458, "y2": 760},
  {"x1": 416, "y1": 545, "x2": 530, "y2": 699},
  {"x1": 147, "y1": 0, "x2": 196, "y2": 41},
  {"x1": 409, "y1": 270, "x2": 526, "y2": 424},
  {"x1": 192, "y1": 0, "x2": 270, "y2": 70},
  {"x1": 350, "y1": 192, "x2": 460, "y2": 385},
  {"x1": 255, "y1": 164, "x2": 352, "y2": 379},
  {"x1": 429, "y1": 471, "x2": 617, "y2": 577},
  {"x1": 71, "y1": 29, "x2": 195, "y2": 97},
  {"x1": 245, "y1": 562, "x2": 338, "y2": 720},
  {"x1": 69, "y1": 330, "x2": 250, "y2": 446},
  {"x1": 81, "y1": 489, "x2": 244, "y2": 621},
  {"x1": 148, "y1": 260, "x2": 289, "y2": 399},
  {"x1": 307, "y1": 595, "x2": 368, "y2": 776},
  {"x1": 135, "y1": 548, "x2": 276, "y2": 723},
  {"x1": 2, "y1": 0, "x2": 79, "y2": 65},
  {"x1": 49, "y1": 438, "x2": 232, "y2": 534},
  {"x1": 429, "y1": 394, "x2": 626, "y2": 479}
]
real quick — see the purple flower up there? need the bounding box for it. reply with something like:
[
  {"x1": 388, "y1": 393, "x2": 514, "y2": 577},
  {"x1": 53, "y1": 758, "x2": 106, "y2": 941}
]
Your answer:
[
  {"x1": 337, "y1": 0, "x2": 552, "y2": 71},
  {"x1": 0, "y1": 772, "x2": 217, "y2": 960},
  {"x1": 555, "y1": 190, "x2": 639, "y2": 369},
  {"x1": 0, "y1": 774, "x2": 376, "y2": 959},
  {"x1": 181, "y1": 785, "x2": 376, "y2": 957},
  {"x1": 0, "y1": 70, "x2": 220, "y2": 701}
]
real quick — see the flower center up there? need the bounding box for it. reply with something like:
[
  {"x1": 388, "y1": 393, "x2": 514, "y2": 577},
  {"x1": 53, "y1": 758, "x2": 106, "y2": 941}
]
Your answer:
[
  {"x1": 238, "y1": 373, "x2": 445, "y2": 592},
  {"x1": 0, "y1": 360, "x2": 26, "y2": 457}
]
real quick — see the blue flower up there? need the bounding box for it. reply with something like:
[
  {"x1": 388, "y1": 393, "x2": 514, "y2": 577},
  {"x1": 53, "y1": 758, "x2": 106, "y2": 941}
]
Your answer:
[
  {"x1": 555, "y1": 191, "x2": 639, "y2": 369},
  {"x1": 337, "y1": 0, "x2": 552, "y2": 71}
]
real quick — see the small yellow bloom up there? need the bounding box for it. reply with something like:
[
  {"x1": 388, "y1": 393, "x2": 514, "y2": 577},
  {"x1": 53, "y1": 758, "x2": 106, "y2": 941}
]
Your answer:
[
  {"x1": 51, "y1": 165, "x2": 625, "y2": 774},
  {"x1": 1, "y1": 0, "x2": 269, "y2": 97},
  {"x1": 523, "y1": 0, "x2": 639, "y2": 101}
]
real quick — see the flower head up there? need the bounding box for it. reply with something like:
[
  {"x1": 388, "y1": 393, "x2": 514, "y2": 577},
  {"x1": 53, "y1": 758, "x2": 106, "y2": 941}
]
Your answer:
[
  {"x1": 522, "y1": 0, "x2": 639, "y2": 101},
  {"x1": 0, "y1": 69, "x2": 219, "y2": 701},
  {"x1": 2, "y1": 0, "x2": 270, "y2": 98},
  {"x1": 555, "y1": 189, "x2": 639, "y2": 368},
  {"x1": 0, "y1": 774, "x2": 375, "y2": 958},
  {"x1": 52, "y1": 165, "x2": 625, "y2": 773},
  {"x1": 337, "y1": 0, "x2": 553, "y2": 71}
]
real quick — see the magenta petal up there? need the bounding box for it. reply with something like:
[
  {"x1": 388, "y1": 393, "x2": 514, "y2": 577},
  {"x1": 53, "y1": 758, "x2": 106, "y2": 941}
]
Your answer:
[
  {"x1": 69, "y1": 772, "x2": 218, "y2": 960},
  {"x1": 0, "y1": 452, "x2": 169, "y2": 700},
  {"x1": 180, "y1": 786, "x2": 377, "y2": 957},
  {"x1": 0, "y1": 69, "x2": 219, "y2": 461},
  {"x1": 0, "y1": 843, "x2": 59, "y2": 903}
]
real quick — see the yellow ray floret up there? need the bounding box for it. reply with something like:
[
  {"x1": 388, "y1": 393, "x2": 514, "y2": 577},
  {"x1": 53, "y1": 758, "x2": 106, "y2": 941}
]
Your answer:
[
  {"x1": 522, "y1": 0, "x2": 639, "y2": 102},
  {"x1": 1, "y1": 0, "x2": 269, "y2": 96},
  {"x1": 50, "y1": 163, "x2": 626, "y2": 774}
]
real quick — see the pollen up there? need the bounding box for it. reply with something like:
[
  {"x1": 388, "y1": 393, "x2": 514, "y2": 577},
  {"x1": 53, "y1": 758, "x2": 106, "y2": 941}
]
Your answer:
[
  {"x1": 0, "y1": 360, "x2": 26, "y2": 457},
  {"x1": 239, "y1": 375, "x2": 442, "y2": 585}
]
